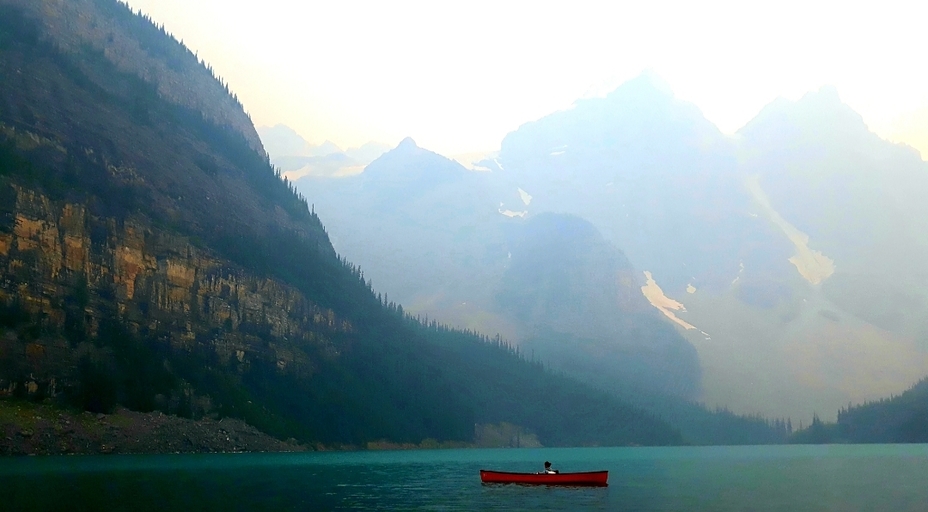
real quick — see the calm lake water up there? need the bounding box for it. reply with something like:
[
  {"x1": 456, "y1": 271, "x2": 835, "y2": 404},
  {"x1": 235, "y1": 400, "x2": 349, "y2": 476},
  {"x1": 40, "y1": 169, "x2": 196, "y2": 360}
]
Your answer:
[{"x1": 2, "y1": 445, "x2": 928, "y2": 511}]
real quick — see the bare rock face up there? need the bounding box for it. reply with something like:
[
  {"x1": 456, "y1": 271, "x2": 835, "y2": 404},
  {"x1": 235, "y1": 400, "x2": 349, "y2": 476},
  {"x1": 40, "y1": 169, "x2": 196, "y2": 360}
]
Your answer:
[
  {"x1": 0, "y1": 0, "x2": 361, "y2": 441},
  {"x1": 0, "y1": 184, "x2": 350, "y2": 401},
  {"x1": 0, "y1": 401, "x2": 309, "y2": 455},
  {"x1": 0, "y1": 0, "x2": 346, "y2": 409}
]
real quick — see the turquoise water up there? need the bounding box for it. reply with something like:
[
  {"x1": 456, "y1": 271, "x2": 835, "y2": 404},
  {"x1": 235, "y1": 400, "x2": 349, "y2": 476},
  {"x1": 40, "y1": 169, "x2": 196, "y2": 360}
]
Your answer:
[{"x1": 2, "y1": 445, "x2": 928, "y2": 511}]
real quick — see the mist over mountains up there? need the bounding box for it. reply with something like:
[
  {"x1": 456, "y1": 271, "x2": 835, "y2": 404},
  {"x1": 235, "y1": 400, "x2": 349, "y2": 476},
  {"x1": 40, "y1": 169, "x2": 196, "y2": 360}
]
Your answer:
[
  {"x1": 291, "y1": 74, "x2": 928, "y2": 424},
  {"x1": 498, "y1": 73, "x2": 793, "y2": 295},
  {"x1": 2, "y1": 0, "x2": 700, "y2": 449},
  {"x1": 296, "y1": 134, "x2": 703, "y2": 401},
  {"x1": 4, "y1": 0, "x2": 925, "y2": 451},
  {"x1": 497, "y1": 213, "x2": 701, "y2": 399},
  {"x1": 741, "y1": 87, "x2": 928, "y2": 323},
  {"x1": 257, "y1": 124, "x2": 389, "y2": 179}
]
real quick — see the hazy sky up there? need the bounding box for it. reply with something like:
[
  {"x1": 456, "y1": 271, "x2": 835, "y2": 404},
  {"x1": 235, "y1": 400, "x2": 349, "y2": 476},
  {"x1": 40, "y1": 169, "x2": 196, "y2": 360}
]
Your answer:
[{"x1": 123, "y1": 0, "x2": 928, "y2": 158}]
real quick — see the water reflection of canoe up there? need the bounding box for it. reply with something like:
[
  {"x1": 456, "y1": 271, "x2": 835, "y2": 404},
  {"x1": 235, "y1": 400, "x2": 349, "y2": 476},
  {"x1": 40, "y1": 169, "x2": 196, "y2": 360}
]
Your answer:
[{"x1": 479, "y1": 469, "x2": 608, "y2": 486}]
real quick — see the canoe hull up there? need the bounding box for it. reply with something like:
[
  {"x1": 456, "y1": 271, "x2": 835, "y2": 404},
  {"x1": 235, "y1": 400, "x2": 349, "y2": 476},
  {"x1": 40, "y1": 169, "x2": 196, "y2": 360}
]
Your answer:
[{"x1": 479, "y1": 470, "x2": 608, "y2": 487}]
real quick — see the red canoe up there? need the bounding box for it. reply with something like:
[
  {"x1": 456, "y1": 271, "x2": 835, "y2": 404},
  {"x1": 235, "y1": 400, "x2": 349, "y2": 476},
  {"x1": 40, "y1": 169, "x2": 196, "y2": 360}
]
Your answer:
[{"x1": 479, "y1": 469, "x2": 609, "y2": 486}]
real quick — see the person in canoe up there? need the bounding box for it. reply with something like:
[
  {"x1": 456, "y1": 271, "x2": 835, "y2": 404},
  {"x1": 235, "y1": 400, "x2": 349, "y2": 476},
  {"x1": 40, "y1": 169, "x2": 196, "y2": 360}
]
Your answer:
[{"x1": 543, "y1": 461, "x2": 559, "y2": 474}]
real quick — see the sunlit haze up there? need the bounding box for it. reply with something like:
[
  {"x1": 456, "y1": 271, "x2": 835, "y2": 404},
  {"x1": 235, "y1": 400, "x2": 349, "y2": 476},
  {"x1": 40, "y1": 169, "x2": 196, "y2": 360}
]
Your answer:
[
  {"x1": 7, "y1": 0, "x2": 928, "y2": 471},
  {"x1": 124, "y1": 0, "x2": 928, "y2": 157}
]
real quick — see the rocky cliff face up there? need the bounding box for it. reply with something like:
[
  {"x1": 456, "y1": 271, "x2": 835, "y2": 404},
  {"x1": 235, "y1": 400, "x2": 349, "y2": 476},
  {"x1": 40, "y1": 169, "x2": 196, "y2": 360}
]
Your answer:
[
  {"x1": 0, "y1": 0, "x2": 392, "y2": 436},
  {"x1": 0, "y1": 183, "x2": 350, "y2": 402}
]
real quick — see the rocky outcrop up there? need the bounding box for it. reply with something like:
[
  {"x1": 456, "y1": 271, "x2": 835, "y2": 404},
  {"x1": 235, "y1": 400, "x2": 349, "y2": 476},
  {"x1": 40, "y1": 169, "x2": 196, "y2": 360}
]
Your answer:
[{"x1": 0, "y1": 183, "x2": 350, "y2": 399}]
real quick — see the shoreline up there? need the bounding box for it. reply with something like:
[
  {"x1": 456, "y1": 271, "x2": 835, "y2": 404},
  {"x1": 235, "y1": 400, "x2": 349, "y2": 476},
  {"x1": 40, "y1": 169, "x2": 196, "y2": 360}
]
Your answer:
[
  {"x1": 1, "y1": 400, "x2": 551, "y2": 456},
  {"x1": 0, "y1": 399, "x2": 307, "y2": 456}
]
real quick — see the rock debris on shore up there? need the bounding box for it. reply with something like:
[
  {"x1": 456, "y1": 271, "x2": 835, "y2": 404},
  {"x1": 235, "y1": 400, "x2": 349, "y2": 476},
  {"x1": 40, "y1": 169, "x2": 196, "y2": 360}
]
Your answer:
[{"x1": 0, "y1": 401, "x2": 306, "y2": 456}]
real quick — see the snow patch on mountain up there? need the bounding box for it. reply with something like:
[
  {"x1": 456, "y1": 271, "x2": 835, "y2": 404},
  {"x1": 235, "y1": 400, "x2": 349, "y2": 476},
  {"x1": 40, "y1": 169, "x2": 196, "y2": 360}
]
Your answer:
[
  {"x1": 498, "y1": 203, "x2": 527, "y2": 218},
  {"x1": 640, "y1": 271, "x2": 697, "y2": 331},
  {"x1": 745, "y1": 175, "x2": 835, "y2": 284}
]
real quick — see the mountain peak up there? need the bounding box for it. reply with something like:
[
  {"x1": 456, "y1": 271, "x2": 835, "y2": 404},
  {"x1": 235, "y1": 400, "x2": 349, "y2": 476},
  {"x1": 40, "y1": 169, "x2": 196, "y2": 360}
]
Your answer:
[
  {"x1": 739, "y1": 85, "x2": 867, "y2": 141},
  {"x1": 813, "y1": 84, "x2": 841, "y2": 100},
  {"x1": 795, "y1": 85, "x2": 844, "y2": 110},
  {"x1": 499, "y1": 72, "x2": 722, "y2": 170},
  {"x1": 607, "y1": 71, "x2": 675, "y2": 102},
  {"x1": 364, "y1": 138, "x2": 467, "y2": 183},
  {"x1": 315, "y1": 140, "x2": 343, "y2": 156},
  {"x1": 397, "y1": 136, "x2": 418, "y2": 149}
]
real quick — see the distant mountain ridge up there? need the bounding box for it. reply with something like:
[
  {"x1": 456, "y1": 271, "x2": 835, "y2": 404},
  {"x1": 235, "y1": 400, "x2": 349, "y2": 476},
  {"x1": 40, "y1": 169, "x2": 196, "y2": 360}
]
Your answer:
[
  {"x1": 258, "y1": 124, "x2": 342, "y2": 158},
  {"x1": 495, "y1": 76, "x2": 928, "y2": 422},
  {"x1": 299, "y1": 137, "x2": 508, "y2": 310},
  {"x1": 498, "y1": 73, "x2": 788, "y2": 295},
  {"x1": 740, "y1": 86, "x2": 928, "y2": 282},
  {"x1": 293, "y1": 73, "x2": 928, "y2": 425},
  {"x1": 363, "y1": 137, "x2": 474, "y2": 187},
  {"x1": 257, "y1": 124, "x2": 389, "y2": 179},
  {"x1": 294, "y1": 129, "x2": 792, "y2": 444}
]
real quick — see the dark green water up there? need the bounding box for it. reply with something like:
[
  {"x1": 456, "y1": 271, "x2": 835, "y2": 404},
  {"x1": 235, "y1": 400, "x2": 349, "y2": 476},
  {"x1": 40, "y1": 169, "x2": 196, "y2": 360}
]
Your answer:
[{"x1": 2, "y1": 445, "x2": 928, "y2": 511}]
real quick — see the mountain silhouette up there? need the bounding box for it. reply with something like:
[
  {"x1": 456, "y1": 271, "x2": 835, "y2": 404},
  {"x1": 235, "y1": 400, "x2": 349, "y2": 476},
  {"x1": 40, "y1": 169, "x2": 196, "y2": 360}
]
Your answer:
[
  {"x1": 296, "y1": 74, "x2": 928, "y2": 426},
  {"x1": 498, "y1": 72, "x2": 790, "y2": 294}
]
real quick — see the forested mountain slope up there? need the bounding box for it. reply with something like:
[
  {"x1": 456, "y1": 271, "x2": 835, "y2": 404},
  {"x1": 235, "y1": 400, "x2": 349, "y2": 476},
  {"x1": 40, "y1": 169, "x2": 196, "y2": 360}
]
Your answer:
[
  {"x1": 0, "y1": 0, "x2": 682, "y2": 447},
  {"x1": 792, "y1": 377, "x2": 928, "y2": 444}
]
